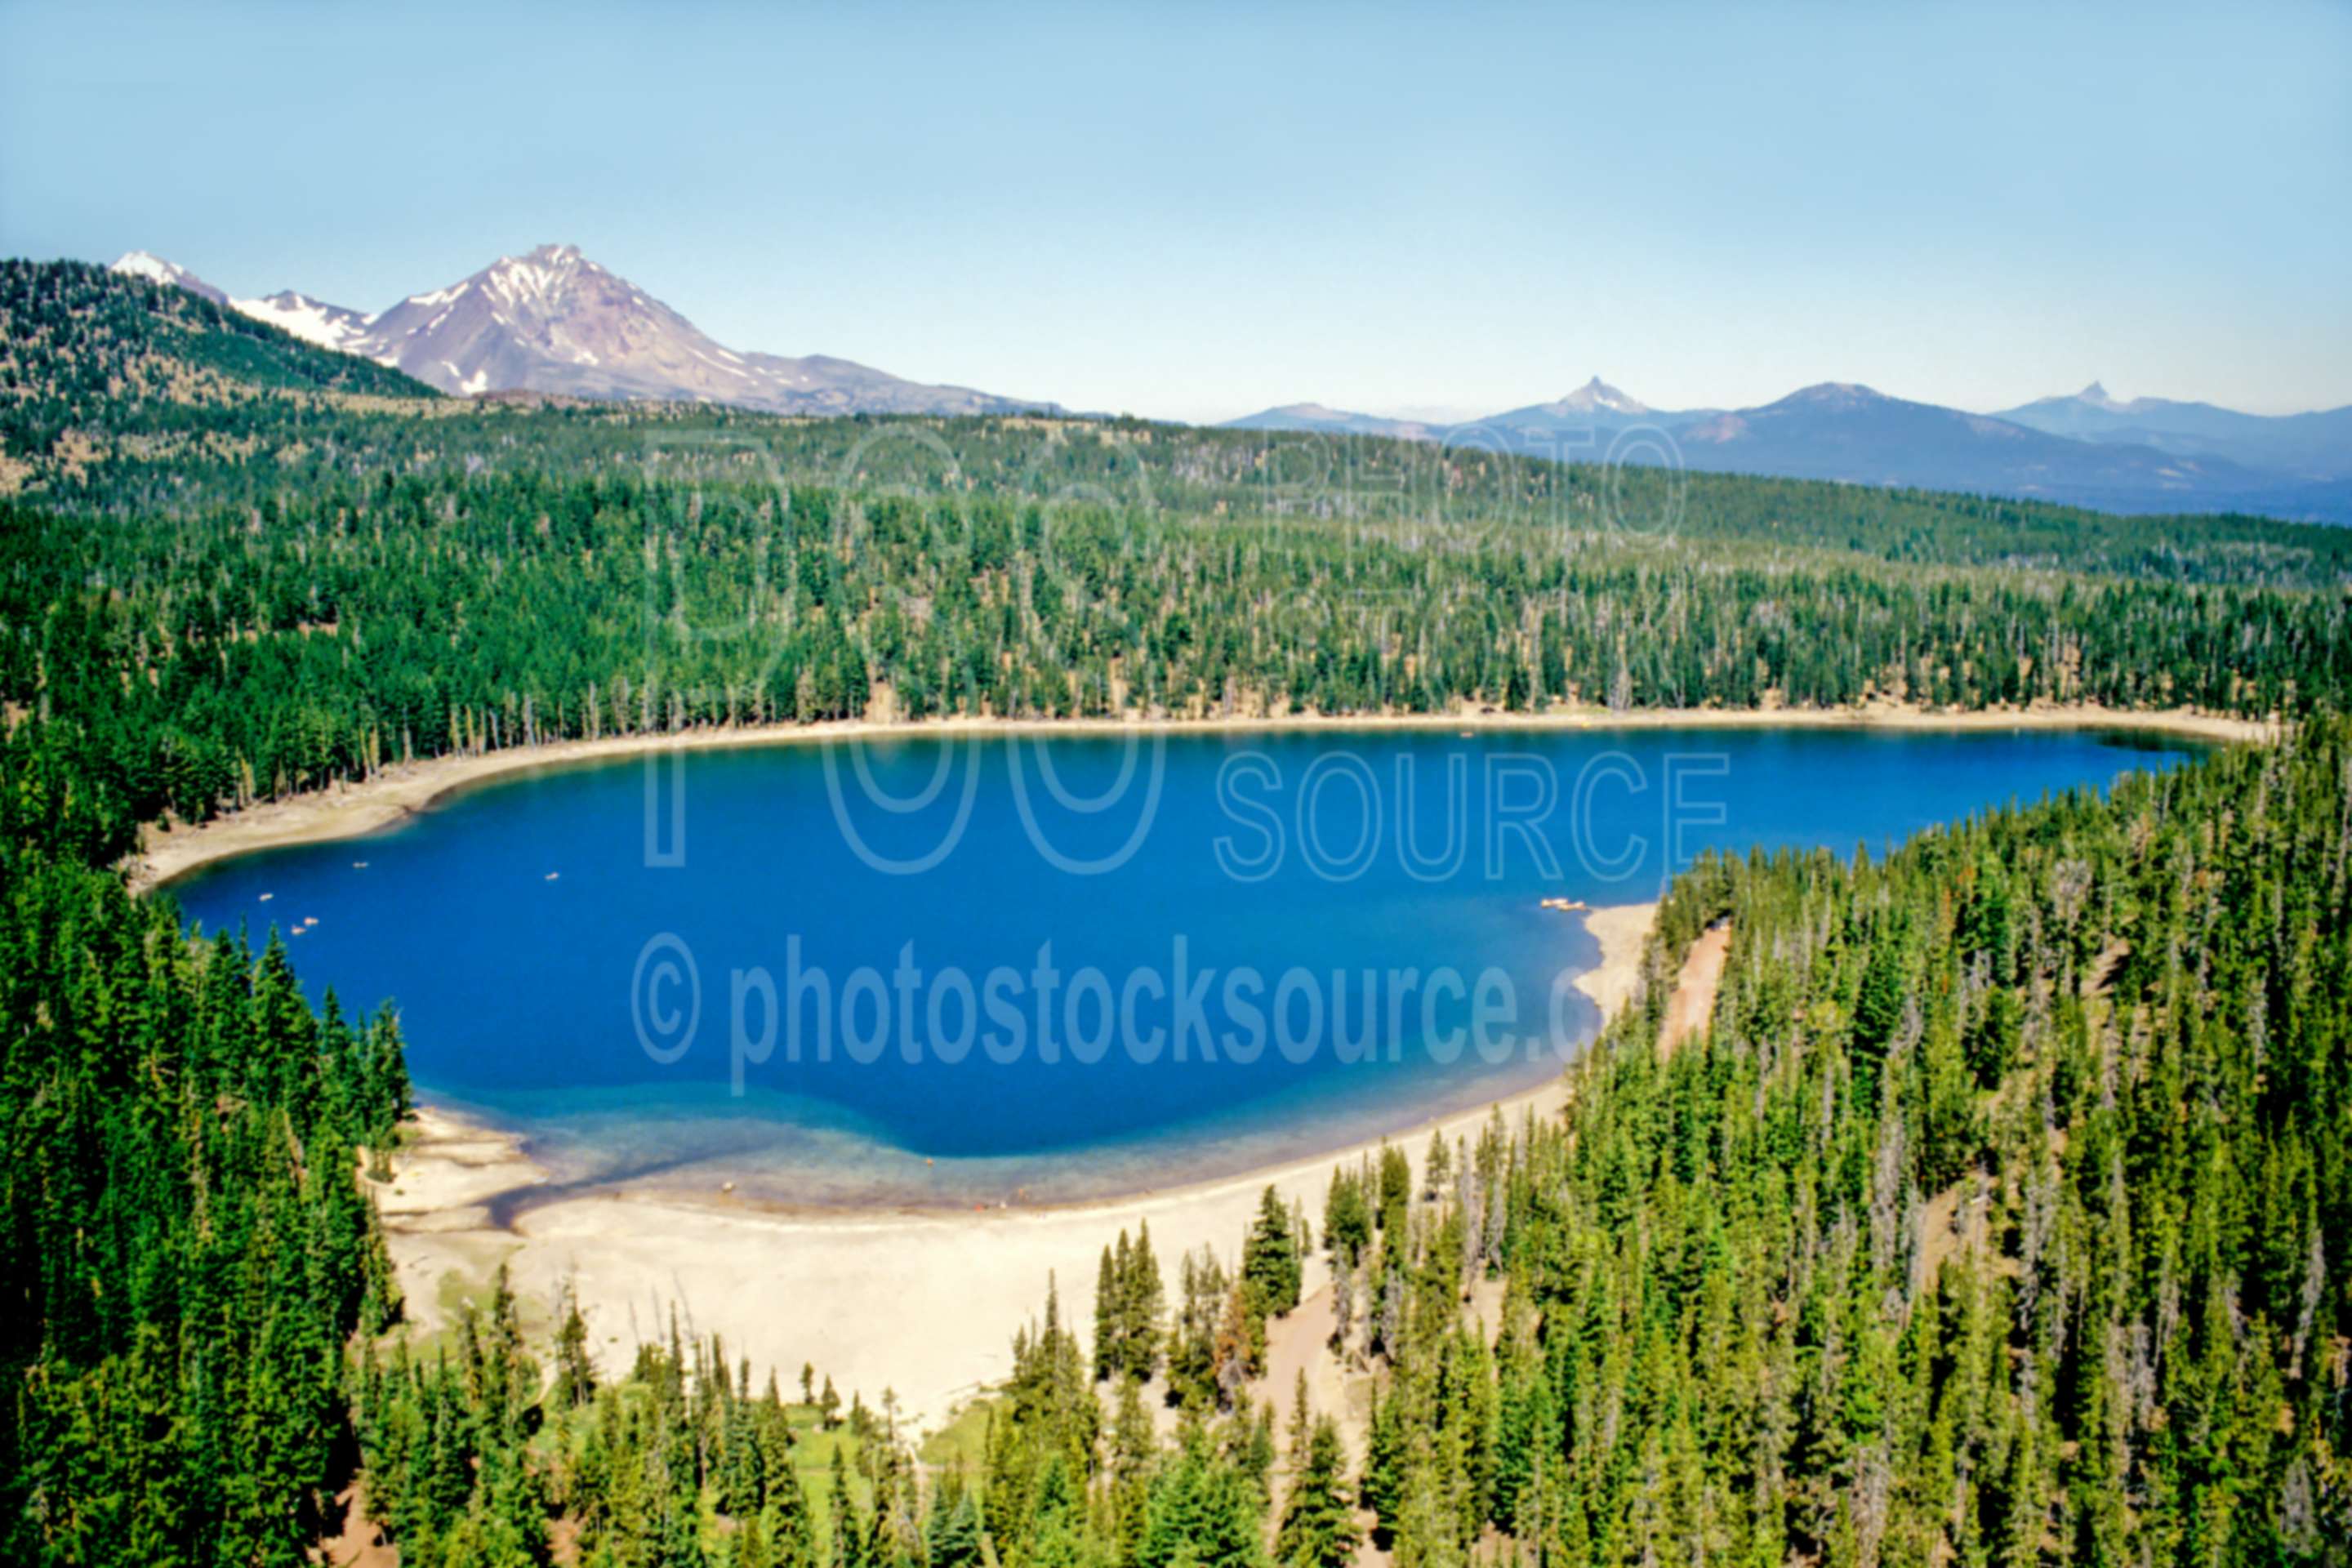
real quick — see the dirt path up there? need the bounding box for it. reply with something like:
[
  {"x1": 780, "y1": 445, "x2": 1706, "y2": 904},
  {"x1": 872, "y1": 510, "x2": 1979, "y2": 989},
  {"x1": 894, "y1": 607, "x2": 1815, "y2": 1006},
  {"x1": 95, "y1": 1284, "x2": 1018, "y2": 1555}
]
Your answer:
[
  {"x1": 1659, "y1": 921, "x2": 1732, "y2": 1058},
  {"x1": 1258, "y1": 1283, "x2": 1371, "y2": 1459}
]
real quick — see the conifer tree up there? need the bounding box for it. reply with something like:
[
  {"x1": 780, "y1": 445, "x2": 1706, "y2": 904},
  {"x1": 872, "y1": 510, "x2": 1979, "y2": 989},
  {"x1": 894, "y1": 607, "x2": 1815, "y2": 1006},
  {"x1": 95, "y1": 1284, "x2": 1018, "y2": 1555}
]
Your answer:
[
  {"x1": 1242, "y1": 1184, "x2": 1303, "y2": 1318},
  {"x1": 1123, "y1": 1220, "x2": 1167, "y2": 1381},
  {"x1": 1275, "y1": 1414, "x2": 1359, "y2": 1568},
  {"x1": 1094, "y1": 1239, "x2": 1122, "y2": 1382}
]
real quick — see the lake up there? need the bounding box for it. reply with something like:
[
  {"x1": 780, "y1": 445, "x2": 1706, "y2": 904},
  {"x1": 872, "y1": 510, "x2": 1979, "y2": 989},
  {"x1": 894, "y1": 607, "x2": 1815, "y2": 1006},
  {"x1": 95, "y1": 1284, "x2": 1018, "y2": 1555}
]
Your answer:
[{"x1": 167, "y1": 724, "x2": 2194, "y2": 1205}]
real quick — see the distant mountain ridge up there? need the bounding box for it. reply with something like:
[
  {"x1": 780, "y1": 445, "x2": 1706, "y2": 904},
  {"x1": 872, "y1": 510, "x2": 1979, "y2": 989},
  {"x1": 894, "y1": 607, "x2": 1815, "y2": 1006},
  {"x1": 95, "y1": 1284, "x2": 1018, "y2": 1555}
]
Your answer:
[
  {"x1": 1219, "y1": 403, "x2": 1442, "y2": 441},
  {"x1": 1475, "y1": 377, "x2": 1719, "y2": 454},
  {"x1": 103, "y1": 247, "x2": 2350, "y2": 520},
  {"x1": 1496, "y1": 376, "x2": 1659, "y2": 421},
  {"x1": 1668, "y1": 381, "x2": 2288, "y2": 506},
  {"x1": 109, "y1": 244, "x2": 1058, "y2": 416},
  {"x1": 1996, "y1": 381, "x2": 2352, "y2": 478},
  {"x1": 1223, "y1": 376, "x2": 2352, "y2": 522}
]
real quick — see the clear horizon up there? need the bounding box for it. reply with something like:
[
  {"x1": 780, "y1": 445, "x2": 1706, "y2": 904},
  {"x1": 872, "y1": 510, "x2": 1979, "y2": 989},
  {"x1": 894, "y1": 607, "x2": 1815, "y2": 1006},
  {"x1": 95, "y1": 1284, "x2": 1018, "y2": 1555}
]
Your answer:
[{"x1": 4, "y1": 0, "x2": 2346, "y2": 422}]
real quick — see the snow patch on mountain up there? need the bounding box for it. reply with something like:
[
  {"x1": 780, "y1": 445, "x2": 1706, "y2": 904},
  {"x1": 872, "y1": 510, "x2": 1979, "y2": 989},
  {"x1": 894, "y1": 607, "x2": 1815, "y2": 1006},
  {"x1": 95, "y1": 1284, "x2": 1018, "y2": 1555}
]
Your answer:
[
  {"x1": 108, "y1": 251, "x2": 229, "y2": 305},
  {"x1": 229, "y1": 291, "x2": 371, "y2": 351}
]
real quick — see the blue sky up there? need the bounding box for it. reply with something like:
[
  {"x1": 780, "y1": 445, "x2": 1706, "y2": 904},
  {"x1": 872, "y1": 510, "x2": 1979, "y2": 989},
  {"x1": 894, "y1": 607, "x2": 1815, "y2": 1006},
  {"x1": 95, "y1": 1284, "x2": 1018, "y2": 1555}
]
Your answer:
[{"x1": 3, "y1": 1, "x2": 2345, "y2": 421}]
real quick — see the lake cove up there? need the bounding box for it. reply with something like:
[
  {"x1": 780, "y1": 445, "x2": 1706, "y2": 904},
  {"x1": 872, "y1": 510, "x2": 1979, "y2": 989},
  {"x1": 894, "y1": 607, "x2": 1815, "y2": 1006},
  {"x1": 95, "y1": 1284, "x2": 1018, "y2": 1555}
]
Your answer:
[{"x1": 170, "y1": 724, "x2": 2195, "y2": 1206}]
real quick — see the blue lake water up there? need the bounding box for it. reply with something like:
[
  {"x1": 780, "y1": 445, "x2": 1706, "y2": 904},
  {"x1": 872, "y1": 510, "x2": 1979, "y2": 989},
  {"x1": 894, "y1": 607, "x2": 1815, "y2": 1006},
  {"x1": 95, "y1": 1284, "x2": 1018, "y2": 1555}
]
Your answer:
[{"x1": 167, "y1": 725, "x2": 2194, "y2": 1205}]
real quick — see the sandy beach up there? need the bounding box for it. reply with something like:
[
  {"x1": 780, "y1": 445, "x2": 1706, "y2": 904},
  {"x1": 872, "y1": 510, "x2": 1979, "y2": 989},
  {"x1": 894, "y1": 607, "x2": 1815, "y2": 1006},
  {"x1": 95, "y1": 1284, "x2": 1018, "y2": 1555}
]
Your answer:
[
  {"x1": 372, "y1": 899, "x2": 1656, "y2": 1434},
  {"x1": 128, "y1": 700, "x2": 2274, "y2": 892}
]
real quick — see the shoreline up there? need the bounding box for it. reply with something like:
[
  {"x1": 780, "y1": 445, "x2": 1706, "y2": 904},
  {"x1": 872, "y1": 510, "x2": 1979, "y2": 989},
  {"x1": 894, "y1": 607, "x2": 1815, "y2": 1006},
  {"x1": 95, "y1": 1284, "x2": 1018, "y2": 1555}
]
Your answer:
[
  {"x1": 129, "y1": 700, "x2": 2274, "y2": 893},
  {"x1": 488, "y1": 895, "x2": 1654, "y2": 1225},
  {"x1": 375, "y1": 900, "x2": 1657, "y2": 1433},
  {"x1": 181, "y1": 702, "x2": 2261, "y2": 1430}
]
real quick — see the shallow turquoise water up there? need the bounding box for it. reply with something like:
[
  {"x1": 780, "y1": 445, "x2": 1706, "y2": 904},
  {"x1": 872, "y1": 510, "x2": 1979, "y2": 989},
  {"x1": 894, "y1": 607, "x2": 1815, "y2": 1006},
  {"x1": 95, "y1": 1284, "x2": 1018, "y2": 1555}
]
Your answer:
[{"x1": 168, "y1": 725, "x2": 2192, "y2": 1204}]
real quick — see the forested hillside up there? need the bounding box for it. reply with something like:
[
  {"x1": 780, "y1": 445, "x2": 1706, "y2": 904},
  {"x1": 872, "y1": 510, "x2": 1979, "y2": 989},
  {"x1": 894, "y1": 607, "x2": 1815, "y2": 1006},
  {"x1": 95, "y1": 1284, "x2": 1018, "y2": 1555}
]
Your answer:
[
  {"x1": 947, "y1": 716, "x2": 2351, "y2": 1566},
  {"x1": 0, "y1": 849, "x2": 410, "y2": 1560},
  {"x1": 1322, "y1": 715, "x2": 2352, "y2": 1564},
  {"x1": 11, "y1": 461, "x2": 2350, "y2": 874},
  {"x1": 5, "y1": 269, "x2": 2351, "y2": 870},
  {"x1": 1, "y1": 258, "x2": 2345, "y2": 1564},
  {"x1": 254, "y1": 719, "x2": 2352, "y2": 1567},
  {"x1": 0, "y1": 261, "x2": 434, "y2": 458}
]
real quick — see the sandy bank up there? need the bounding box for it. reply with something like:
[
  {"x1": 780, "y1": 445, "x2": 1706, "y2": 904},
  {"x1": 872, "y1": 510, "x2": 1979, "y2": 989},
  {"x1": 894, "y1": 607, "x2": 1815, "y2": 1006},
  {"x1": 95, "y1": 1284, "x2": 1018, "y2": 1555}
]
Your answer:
[
  {"x1": 373, "y1": 901, "x2": 1655, "y2": 1434},
  {"x1": 128, "y1": 702, "x2": 2271, "y2": 893}
]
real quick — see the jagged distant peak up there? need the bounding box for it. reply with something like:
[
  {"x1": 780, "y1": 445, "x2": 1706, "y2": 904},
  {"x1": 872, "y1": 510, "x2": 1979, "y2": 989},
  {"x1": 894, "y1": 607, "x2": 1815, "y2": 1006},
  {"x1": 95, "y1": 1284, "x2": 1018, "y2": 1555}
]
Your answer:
[
  {"x1": 2077, "y1": 380, "x2": 2128, "y2": 410},
  {"x1": 484, "y1": 242, "x2": 602, "y2": 295},
  {"x1": 382, "y1": 245, "x2": 599, "y2": 314},
  {"x1": 1552, "y1": 376, "x2": 1650, "y2": 415}
]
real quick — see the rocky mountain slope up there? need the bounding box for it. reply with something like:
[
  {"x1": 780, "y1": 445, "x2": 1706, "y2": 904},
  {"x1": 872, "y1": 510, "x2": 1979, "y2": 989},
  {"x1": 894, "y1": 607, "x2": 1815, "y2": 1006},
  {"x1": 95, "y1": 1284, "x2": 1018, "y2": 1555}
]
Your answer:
[{"x1": 111, "y1": 244, "x2": 1057, "y2": 416}]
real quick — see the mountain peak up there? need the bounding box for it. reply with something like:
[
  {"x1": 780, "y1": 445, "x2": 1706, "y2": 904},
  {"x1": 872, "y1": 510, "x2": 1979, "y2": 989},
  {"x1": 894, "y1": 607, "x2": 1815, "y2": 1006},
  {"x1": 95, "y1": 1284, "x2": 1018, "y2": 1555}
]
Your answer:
[
  {"x1": 1782, "y1": 381, "x2": 1886, "y2": 407},
  {"x1": 500, "y1": 243, "x2": 599, "y2": 278},
  {"x1": 1554, "y1": 376, "x2": 1650, "y2": 415},
  {"x1": 470, "y1": 244, "x2": 612, "y2": 311},
  {"x1": 2077, "y1": 380, "x2": 2127, "y2": 410},
  {"x1": 338, "y1": 243, "x2": 1050, "y2": 415},
  {"x1": 110, "y1": 249, "x2": 176, "y2": 282},
  {"x1": 108, "y1": 250, "x2": 228, "y2": 306}
]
